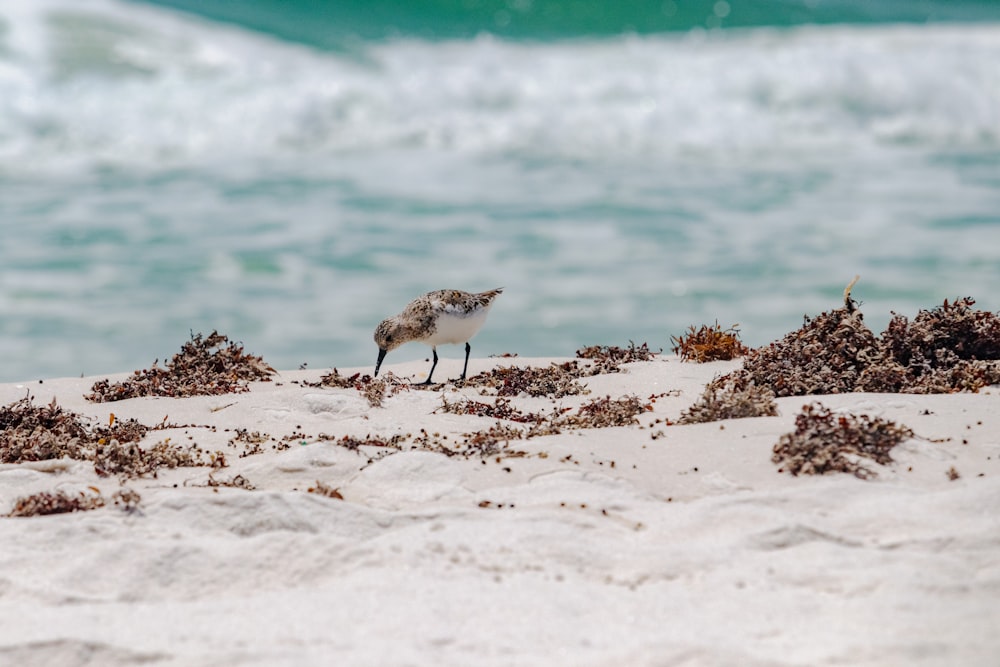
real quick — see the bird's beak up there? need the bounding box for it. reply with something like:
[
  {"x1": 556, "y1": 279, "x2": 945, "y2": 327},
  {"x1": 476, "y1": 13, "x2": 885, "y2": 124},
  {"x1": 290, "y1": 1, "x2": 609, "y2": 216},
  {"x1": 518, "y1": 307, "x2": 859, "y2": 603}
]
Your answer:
[{"x1": 374, "y1": 348, "x2": 387, "y2": 377}]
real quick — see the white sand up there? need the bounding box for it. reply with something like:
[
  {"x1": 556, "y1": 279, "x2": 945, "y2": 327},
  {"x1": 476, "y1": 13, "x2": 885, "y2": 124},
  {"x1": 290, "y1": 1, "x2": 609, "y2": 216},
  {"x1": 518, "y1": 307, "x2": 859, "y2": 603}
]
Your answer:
[{"x1": 1, "y1": 356, "x2": 998, "y2": 666}]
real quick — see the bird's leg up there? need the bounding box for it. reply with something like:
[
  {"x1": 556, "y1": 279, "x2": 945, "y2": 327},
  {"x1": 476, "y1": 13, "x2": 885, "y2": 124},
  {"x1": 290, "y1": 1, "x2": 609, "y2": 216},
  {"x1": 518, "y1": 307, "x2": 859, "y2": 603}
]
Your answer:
[
  {"x1": 460, "y1": 341, "x2": 471, "y2": 380},
  {"x1": 416, "y1": 348, "x2": 439, "y2": 385}
]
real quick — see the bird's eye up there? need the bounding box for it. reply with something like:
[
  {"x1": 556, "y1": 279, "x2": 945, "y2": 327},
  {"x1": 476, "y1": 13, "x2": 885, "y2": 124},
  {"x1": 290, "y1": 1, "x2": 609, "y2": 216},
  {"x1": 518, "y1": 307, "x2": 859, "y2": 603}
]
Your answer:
[{"x1": 386, "y1": 335, "x2": 393, "y2": 342}]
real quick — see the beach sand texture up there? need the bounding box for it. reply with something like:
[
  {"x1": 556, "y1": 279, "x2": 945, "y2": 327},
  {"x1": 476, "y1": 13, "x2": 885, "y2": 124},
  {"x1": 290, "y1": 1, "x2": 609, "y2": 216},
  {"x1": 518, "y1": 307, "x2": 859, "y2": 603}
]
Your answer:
[{"x1": 1, "y1": 350, "x2": 998, "y2": 666}]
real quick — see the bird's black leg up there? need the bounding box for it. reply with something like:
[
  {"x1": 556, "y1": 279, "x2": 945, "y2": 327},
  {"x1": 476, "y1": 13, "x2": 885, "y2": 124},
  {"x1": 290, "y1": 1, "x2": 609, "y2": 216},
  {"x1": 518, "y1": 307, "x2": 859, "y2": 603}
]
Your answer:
[
  {"x1": 460, "y1": 341, "x2": 471, "y2": 380},
  {"x1": 416, "y1": 348, "x2": 439, "y2": 385}
]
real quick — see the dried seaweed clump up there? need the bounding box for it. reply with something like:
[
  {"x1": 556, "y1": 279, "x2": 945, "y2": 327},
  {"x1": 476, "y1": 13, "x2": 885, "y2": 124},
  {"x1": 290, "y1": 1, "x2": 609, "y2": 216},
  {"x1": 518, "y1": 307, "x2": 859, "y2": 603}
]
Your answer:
[
  {"x1": 772, "y1": 403, "x2": 914, "y2": 479},
  {"x1": 5, "y1": 489, "x2": 106, "y2": 517},
  {"x1": 5, "y1": 488, "x2": 141, "y2": 518},
  {"x1": 0, "y1": 395, "x2": 221, "y2": 478},
  {"x1": 94, "y1": 437, "x2": 221, "y2": 478},
  {"x1": 734, "y1": 307, "x2": 883, "y2": 397},
  {"x1": 87, "y1": 331, "x2": 275, "y2": 402},
  {"x1": 671, "y1": 323, "x2": 750, "y2": 363},
  {"x1": 0, "y1": 396, "x2": 147, "y2": 464},
  {"x1": 714, "y1": 295, "x2": 1000, "y2": 398},
  {"x1": 0, "y1": 395, "x2": 91, "y2": 463},
  {"x1": 678, "y1": 381, "x2": 777, "y2": 424},
  {"x1": 871, "y1": 297, "x2": 1000, "y2": 393},
  {"x1": 576, "y1": 341, "x2": 659, "y2": 373},
  {"x1": 562, "y1": 395, "x2": 652, "y2": 428},
  {"x1": 463, "y1": 362, "x2": 590, "y2": 398}
]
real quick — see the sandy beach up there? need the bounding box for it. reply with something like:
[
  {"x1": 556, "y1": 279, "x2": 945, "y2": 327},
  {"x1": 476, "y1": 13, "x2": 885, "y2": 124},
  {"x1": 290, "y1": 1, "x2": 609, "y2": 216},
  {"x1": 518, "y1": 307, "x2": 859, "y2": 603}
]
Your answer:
[{"x1": 1, "y1": 350, "x2": 998, "y2": 667}]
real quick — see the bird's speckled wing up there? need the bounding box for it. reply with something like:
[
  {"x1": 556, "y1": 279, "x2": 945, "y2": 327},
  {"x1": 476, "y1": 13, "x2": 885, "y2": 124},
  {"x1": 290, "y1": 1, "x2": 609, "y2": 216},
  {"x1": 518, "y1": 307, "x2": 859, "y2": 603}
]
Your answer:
[{"x1": 404, "y1": 289, "x2": 503, "y2": 319}]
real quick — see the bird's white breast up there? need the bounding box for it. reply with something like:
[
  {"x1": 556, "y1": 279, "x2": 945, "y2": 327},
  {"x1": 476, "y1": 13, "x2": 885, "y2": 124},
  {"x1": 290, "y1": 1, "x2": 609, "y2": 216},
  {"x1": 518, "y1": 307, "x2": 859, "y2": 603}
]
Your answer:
[{"x1": 425, "y1": 307, "x2": 490, "y2": 346}]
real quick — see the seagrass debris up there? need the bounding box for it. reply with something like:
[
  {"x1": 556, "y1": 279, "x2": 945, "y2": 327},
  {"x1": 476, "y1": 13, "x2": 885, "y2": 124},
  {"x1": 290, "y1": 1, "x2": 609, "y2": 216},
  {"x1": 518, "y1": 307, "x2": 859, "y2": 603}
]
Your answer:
[
  {"x1": 0, "y1": 394, "x2": 226, "y2": 478},
  {"x1": 87, "y1": 331, "x2": 275, "y2": 402},
  {"x1": 436, "y1": 393, "x2": 655, "y2": 433},
  {"x1": 678, "y1": 381, "x2": 777, "y2": 424},
  {"x1": 311, "y1": 369, "x2": 409, "y2": 407},
  {"x1": 5, "y1": 487, "x2": 141, "y2": 518},
  {"x1": 772, "y1": 403, "x2": 914, "y2": 479},
  {"x1": 575, "y1": 341, "x2": 659, "y2": 370},
  {"x1": 671, "y1": 322, "x2": 750, "y2": 363},
  {"x1": 727, "y1": 296, "x2": 1000, "y2": 397},
  {"x1": 462, "y1": 362, "x2": 591, "y2": 398},
  {"x1": 674, "y1": 280, "x2": 1000, "y2": 423},
  {"x1": 310, "y1": 343, "x2": 659, "y2": 406}
]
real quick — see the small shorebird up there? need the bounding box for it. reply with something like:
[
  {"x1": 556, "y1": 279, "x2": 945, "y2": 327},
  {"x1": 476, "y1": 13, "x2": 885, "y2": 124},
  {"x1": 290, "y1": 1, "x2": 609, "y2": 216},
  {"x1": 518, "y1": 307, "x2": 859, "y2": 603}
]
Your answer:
[{"x1": 374, "y1": 288, "x2": 503, "y2": 384}]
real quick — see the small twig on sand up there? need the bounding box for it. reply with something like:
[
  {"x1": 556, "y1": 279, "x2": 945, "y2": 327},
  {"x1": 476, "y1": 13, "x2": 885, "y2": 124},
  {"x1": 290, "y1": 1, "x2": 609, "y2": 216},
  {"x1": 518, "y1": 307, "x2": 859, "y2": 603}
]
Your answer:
[{"x1": 844, "y1": 275, "x2": 860, "y2": 313}]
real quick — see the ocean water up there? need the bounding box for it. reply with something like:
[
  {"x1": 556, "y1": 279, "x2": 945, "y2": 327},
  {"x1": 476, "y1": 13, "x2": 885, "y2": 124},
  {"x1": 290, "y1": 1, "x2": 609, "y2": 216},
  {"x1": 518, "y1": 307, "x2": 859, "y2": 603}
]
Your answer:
[{"x1": 1, "y1": 0, "x2": 999, "y2": 382}]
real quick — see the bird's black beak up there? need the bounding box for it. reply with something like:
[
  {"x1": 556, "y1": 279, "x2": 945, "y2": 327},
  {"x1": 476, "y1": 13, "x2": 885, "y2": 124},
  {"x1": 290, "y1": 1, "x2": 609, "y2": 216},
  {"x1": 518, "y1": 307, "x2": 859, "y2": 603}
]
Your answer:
[{"x1": 374, "y1": 348, "x2": 387, "y2": 377}]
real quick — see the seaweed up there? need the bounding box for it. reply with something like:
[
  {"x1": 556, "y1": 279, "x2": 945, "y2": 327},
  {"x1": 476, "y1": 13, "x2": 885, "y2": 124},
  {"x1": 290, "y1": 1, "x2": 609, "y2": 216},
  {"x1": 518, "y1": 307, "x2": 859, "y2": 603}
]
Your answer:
[
  {"x1": 94, "y1": 437, "x2": 224, "y2": 478},
  {"x1": 334, "y1": 433, "x2": 408, "y2": 453},
  {"x1": 671, "y1": 322, "x2": 750, "y2": 363},
  {"x1": 5, "y1": 489, "x2": 106, "y2": 517},
  {"x1": 735, "y1": 306, "x2": 883, "y2": 396},
  {"x1": 1, "y1": 396, "x2": 146, "y2": 464},
  {"x1": 576, "y1": 341, "x2": 659, "y2": 373},
  {"x1": 204, "y1": 473, "x2": 255, "y2": 490},
  {"x1": 462, "y1": 362, "x2": 590, "y2": 398},
  {"x1": 562, "y1": 394, "x2": 652, "y2": 428},
  {"x1": 457, "y1": 343, "x2": 657, "y2": 399},
  {"x1": 228, "y1": 429, "x2": 271, "y2": 457},
  {"x1": 0, "y1": 395, "x2": 222, "y2": 478},
  {"x1": 412, "y1": 423, "x2": 530, "y2": 459},
  {"x1": 87, "y1": 331, "x2": 275, "y2": 402},
  {"x1": 436, "y1": 396, "x2": 547, "y2": 424},
  {"x1": 0, "y1": 395, "x2": 92, "y2": 463},
  {"x1": 307, "y1": 481, "x2": 344, "y2": 499},
  {"x1": 457, "y1": 424, "x2": 528, "y2": 458},
  {"x1": 313, "y1": 369, "x2": 409, "y2": 407},
  {"x1": 872, "y1": 297, "x2": 1000, "y2": 393},
  {"x1": 772, "y1": 403, "x2": 914, "y2": 479},
  {"x1": 678, "y1": 381, "x2": 777, "y2": 424},
  {"x1": 881, "y1": 297, "x2": 1000, "y2": 367},
  {"x1": 4, "y1": 487, "x2": 141, "y2": 518},
  {"x1": 435, "y1": 392, "x2": 653, "y2": 433},
  {"x1": 695, "y1": 284, "x2": 1000, "y2": 413}
]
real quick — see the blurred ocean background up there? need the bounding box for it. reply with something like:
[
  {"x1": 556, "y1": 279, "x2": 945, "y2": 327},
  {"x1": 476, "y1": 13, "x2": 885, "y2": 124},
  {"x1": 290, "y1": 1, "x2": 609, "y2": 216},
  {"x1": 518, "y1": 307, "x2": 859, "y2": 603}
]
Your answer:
[{"x1": 1, "y1": 0, "x2": 999, "y2": 382}]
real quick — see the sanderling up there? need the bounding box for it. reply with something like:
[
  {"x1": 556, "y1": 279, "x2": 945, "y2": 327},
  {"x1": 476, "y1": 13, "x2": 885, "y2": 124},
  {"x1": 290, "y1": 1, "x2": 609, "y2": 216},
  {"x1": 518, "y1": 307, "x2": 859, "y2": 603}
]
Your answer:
[{"x1": 374, "y1": 288, "x2": 504, "y2": 384}]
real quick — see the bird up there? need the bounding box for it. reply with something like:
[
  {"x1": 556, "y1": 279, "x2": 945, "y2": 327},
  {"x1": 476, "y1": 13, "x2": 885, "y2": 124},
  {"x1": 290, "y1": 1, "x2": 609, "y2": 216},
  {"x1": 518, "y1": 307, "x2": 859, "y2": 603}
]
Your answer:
[{"x1": 373, "y1": 288, "x2": 503, "y2": 384}]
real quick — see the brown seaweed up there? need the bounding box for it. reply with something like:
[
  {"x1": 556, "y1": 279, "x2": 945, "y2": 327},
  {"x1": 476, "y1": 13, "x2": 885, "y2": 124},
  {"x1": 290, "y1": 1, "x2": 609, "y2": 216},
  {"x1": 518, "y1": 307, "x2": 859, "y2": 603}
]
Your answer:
[
  {"x1": 772, "y1": 403, "x2": 914, "y2": 479},
  {"x1": 671, "y1": 322, "x2": 750, "y2": 363},
  {"x1": 87, "y1": 331, "x2": 275, "y2": 402}
]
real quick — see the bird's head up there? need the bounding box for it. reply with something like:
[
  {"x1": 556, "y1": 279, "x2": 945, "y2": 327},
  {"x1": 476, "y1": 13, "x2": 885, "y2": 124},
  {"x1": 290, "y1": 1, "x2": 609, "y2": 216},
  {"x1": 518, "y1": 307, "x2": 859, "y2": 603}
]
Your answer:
[
  {"x1": 373, "y1": 318, "x2": 406, "y2": 376},
  {"x1": 373, "y1": 318, "x2": 406, "y2": 353}
]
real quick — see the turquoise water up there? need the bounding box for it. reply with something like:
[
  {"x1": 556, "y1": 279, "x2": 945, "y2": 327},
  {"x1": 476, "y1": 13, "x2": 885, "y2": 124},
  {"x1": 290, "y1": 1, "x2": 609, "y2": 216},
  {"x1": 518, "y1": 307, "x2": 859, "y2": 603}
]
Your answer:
[{"x1": 1, "y1": 0, "x2": 999, "y2": 382}]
